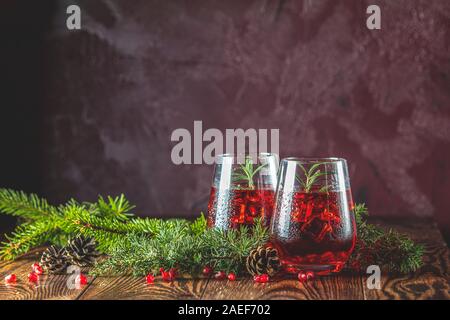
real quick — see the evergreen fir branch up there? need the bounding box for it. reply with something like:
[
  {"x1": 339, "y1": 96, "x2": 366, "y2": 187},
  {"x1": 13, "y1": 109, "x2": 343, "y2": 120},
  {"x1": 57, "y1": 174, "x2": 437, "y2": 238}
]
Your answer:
[
  {"x1": 58, "y1": 203, "x2": 133, "y2": 252},
  {"x1": 0, "y1": 188, "x2": 425, "y2": 275},
  {"x1": 125, "y1": 218, "x2": 164, "y2": 235},
  {"x1": 0, "y1": 189, "x2": 148, "y2": 258},
  {"x1": 47, "y1": 231, "x2": 71, "y2": 248},
  {"x1": 60, "y1": 203, "x2": 130, "y2": 234},
  {"x1": 0, "y1": 220, "x2": 59, "y2": 260},
  {"x1": 201, "y1": 218, "x2": 269, "y2": 274},
  {"x1": 347, "y1": 204, "x2": 424, "y2": 273},
  {"x1": 0, "y1": 189, "x2": 59, "y2": 220},
  {"x1": 91, "y1": 194, "x2": 135, "y2": 220},
  {"x1": 190, "y1": 213, "x2": 207, "y2": 236},
  {"x1": 91, "y1": 219, "x2": 198, "y2": 276},
  {"x1": 91, "y1": 218, "x2": 269, "y2": 276}
]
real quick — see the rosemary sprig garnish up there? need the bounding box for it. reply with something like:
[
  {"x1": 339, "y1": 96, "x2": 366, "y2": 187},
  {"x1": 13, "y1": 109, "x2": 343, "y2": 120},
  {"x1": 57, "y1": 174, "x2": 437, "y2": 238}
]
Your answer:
[
  {"x1": 232, "y1": 156, "x2": 267, "y2": 189},
  {"x1": 296, "y1": 162, "x2": 332, "y2": 193}
]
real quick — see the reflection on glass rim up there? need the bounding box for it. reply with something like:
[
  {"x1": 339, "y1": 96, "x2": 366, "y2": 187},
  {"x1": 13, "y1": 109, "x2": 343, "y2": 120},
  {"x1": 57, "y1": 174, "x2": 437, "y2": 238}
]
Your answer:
[
  {"x1": 214, "y1": 153, "x2": 279, "y2": 165},
  {"x1": 216, "y1": 152, "x2": 278, "y2": 158},
  {"x1": 282, "y1": 157, "x2": 346, "y2": 163}
]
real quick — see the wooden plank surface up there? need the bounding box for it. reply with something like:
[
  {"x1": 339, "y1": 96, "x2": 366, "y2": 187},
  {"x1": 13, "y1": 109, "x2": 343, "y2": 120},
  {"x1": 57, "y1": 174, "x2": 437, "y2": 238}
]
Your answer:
[
  {"x1": 0, "y1": 219, "x2": 448, "y2": 300},
  {"x1": 202, "y1": 273, "x2": 365, "y2": 300},
  {"x1": 79, "y1": 276, "x2": 209, "y2": 300},
  {"x1": 363, "y1": 219, "x2": 450, "y2": 300},
  {"x1": 0, "y1": 248, "x2": 93, "y2": 300}
]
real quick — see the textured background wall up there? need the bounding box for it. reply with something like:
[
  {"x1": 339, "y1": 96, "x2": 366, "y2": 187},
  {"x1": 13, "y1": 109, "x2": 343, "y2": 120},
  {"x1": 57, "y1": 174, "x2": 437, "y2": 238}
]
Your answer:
[{"x1": 1, "y1": 0, "x2": 450, "y2": 239}]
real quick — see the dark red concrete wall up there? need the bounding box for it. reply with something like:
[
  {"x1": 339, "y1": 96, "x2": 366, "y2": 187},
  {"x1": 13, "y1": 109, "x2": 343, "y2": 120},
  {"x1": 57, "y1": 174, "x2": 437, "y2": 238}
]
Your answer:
[{"x1": 18, "y1": 1, "x2": 450, "y2": 235}]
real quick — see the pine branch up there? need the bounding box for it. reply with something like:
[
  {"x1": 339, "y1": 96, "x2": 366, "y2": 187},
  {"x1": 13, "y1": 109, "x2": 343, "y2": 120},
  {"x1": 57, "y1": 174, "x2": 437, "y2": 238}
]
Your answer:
[
  {"x1": 0, "y1": 189, "x2": 147, "y2": 259},
  {"x1": 58, "y1": 203, "x2": 134, "y2": 252},
  {"x1": 347, "y1": 204, "x2": 424, "y2": 273},
  {"x1": 91, "y1": 218, "x2": 269, "y2": 276},
  {"x1": 90, "y1": 194, "x2": 135, "y2": 220},
  {"x1": 201, "y1": 218, "x2": 269, "y2": 274},
  {"x1": 91, "y1": 219, "x2": 198, "y2": 276},
  {"x1": 0, "y1": 189, "x2": 59, "y2": 220},
  {"x1": 0, "y1": 188, "x2": 425, "y2": 275},
  {"x1": 0, "y1": 220, "x2": 59, "y2": 260}
]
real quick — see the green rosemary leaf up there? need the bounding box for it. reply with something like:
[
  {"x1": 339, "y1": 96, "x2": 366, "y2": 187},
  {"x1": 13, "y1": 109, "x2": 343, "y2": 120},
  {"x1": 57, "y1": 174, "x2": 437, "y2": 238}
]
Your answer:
[
  {"x1": 232, "y1": 157, "x2": 267, "y2": 189},
  {"x1": 298, "y1": 163, "x2": 308, "y2": 176},
  {"x1": 251, "y1": 163, "x2": 267, "y2": 177},
  {"x1": 296, "y1": 162, "x2": 333, "y2": 192},
  {"x1": 307, "y1": 162, "x2": 323, "y2": 177},
  {"x1": 295, "y1": 175, "x2": 307, "y2": 190}
]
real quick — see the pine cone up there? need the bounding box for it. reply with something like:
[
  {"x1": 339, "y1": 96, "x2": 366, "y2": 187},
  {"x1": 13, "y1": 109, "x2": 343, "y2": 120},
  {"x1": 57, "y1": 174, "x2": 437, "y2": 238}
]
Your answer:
[
  {"x1": 40, "y1": 246, "x2": 68, "y2": 274},
  {"x1": 246, "y1": 246, "x2": 281, "y2": 276},
  {"x1": 64, "y1": 237, "x2": 100, "y2": 267}
]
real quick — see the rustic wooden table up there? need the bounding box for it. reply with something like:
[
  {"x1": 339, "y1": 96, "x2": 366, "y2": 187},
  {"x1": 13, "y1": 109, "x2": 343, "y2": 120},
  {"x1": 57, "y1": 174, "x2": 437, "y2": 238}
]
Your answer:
[{"x1": 0, "y1": 219, "x2": 448, "y2": 300}]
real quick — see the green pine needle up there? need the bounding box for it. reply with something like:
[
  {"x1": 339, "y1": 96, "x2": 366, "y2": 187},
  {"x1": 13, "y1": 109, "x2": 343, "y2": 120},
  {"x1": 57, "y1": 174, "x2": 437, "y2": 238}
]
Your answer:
[
  {"x1": 0, "y1": 219, "x2": 59, "y2": 260},
  {"x1": 0, "y1": 188, "x2": 424, "y2": 275},
  {"x1": 0, "y1": 189, "x2": 59, "y2": 220},
  {"x1": 91, "y1": 218, "x2": 268, "y2": 276},
  {"x1": 348, "y1": 204, "x2": 424, "y2": 273}
]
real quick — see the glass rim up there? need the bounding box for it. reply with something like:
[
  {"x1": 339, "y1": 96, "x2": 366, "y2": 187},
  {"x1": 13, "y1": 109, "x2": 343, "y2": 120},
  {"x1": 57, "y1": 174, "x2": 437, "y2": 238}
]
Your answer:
[
  {"x1": 281, "y1": 157, "x2": 346, "y2": 164},
  {"x1": 214, "y1": 152, "x2": 279, "y2": 165},
  {"x1": 215, "y1": 152, "x2": 278, "y2": 159}
]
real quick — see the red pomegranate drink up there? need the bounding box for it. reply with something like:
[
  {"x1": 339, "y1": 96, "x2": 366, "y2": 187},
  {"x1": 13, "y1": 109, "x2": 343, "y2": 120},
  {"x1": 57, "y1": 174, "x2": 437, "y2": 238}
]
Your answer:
[
  {"x1": 207, "y1": 153, "x2": 279, "y2": 230},
  {"x1": 270, "y1": 158, "x2": 356, "y2": 275},
  {"x1": 207, "y1": 187, "x2": 275, "y2": 229}
]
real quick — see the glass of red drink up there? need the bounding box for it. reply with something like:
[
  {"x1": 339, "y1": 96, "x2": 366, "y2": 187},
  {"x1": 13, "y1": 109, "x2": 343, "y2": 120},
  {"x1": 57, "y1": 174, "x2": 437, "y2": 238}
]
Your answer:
[
  {"x1": 207, "y1": 153, "x2": 279, "y2": 230},
  {"x1": 270, "y1": 158, "x2": 356, "y2": 275}
]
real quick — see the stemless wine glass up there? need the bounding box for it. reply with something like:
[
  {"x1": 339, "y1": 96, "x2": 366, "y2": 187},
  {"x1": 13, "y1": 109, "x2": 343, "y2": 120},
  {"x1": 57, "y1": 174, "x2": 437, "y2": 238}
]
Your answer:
[
  {"x1": 207, "y1": 153, "x2": 279, "y2": 231},
  {"x1": 270, "y1": 157, "x2": 356, "y2": 275}
]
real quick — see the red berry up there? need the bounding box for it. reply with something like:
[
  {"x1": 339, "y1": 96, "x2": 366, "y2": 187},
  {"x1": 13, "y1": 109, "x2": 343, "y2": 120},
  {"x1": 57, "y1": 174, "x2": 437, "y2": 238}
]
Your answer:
[
  {"x1": 298, "y1": 271, "x2": 307, "y2": 282},
  {"x1": 162, "y1": 271, "x2": 173, "y2": 282},
  {"x1": 253, "y1": 275, "x2": 261, "y2": 282},
  {"x1": 258, "y1": 274, "x2": 269, "y2": 283},
  {"x1": 306, "y1": 271, "x2": 315, "y2": 280},
  {"x1": 76, "y1": 274, "x2": 88, "y2": 285},
  {"x1": 227, "y1": 272, "x2": 236, "y2": 281},
  {"x1": 146, "y1": 274, "x2": 155, "y2": 284},
  {"x1": 4, "y1": 274, "x2": 16, "y2": 284},
  {"x1": 31, "y1": 263, "x2": 43, "y2": 275},
  {"x1": 28, "y1": 272, "x2": 39, "y2": 283},
  {"x1": 168, "y1": 268, "x2": 177, "y2": 279},
  {"x1": 160, "y1": 268, "x2": 174, "y2": 281},
  {"x1": 202, "y1": 266, "x2": 212, "y2": 275},
  {"x1": 214, "y1": 271, "x2": 226, "y2": 280}
]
